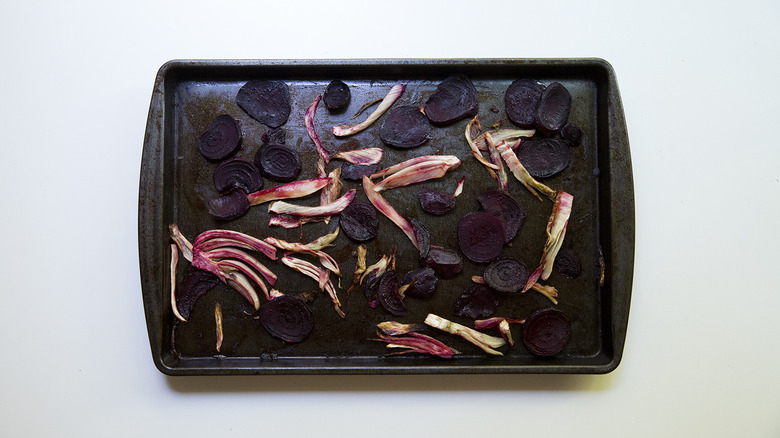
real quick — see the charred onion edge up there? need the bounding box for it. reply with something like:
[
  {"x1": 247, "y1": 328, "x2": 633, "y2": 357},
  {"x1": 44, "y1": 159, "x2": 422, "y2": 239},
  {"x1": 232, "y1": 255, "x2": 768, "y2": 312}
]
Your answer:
[
  {"x1": 305, "y1": 94, "x2": 331, "y2": 163},
  {"x1": 333, "y1": 84, "x2": 405, "y2": 137},
  {"x1": 246, "y1": 177, "x2": 331, "y2": 206},
  {"x1": 269, "y1": 189, "x2": 356, "y2": 217},
  {"x1": 362, "y1": 176, "x2": 420, "y2": 251}
]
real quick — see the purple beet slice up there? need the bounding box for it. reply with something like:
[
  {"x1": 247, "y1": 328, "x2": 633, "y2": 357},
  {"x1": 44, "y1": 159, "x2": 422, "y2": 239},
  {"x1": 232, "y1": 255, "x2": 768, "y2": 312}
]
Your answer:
[
  {"x1": 261, "y1": 127, "x2": 286, "y2": 145},
  {"x1": 379, "y1": 105, "x2": 431, "y2": 148},
  {"x1": 418, "y1": 187, "x2": 456, "y2": 216},
  {"x1": 254, "y1": 143, "x2": 301, "y2": 182},
  {"x1": 505, "y1": 79, "x2": 544, "y2": 128},
  {"x1": 323, "y1": 80, "x2": 351, "y2": 111},
  {"x1": 198, "y1": 115, "x2": 242, "y2": 161},
  {"x1": 453, "y1": 284, "x2": 498, "y2": 319},
  {"x1": 176, "y1": 270, "x2": 220, "y2": 321},
  {"x1": 423, "y1": 245, "x2": 463, "y2": 279},
  {"x1": 483, "y1": 258, "x2": 529, "y2": 294},
  {"x1": 213, "y1": 158, "x2": 263, "y2": 193},
  {"x1": 236, "y1": 80, "x2": 291, "y2": 128},
  {"x1": 339, "y1": 200, "x2": 379, "y2": 242},
  {"x1": 423, "y1": 74, "x2": 479, "y2": 125},
  {"x1": 409, "y1": 218, "x2": 430, "y2": 259},
  {"x1": 402, "y1": 267, "x2": 438, "y2": 299},
  {"x1": 554, "y1": 248, "x2": 582, "y2": 279},
  {"x1": 477, "y1": 190, "x2": 526, "y2": 243},
  {"x1": 207, "y1": 188, "x2": 250, "y2": 221},
  {"x1": 522, "y1": 308, "x2": 571, "y2": 356},
  {"x1": 560, "y1": 123, "x2": 583, "y2": 146},
  {"x1": 516, "y1": 138, "x2": 570, "y2": 179},
  {"x1": 258, "y1": 295, "x2": 314, "y2": 343},
  {"x1": 457, "y1": 211, "x2": 505, "y2": 263},
  {"x1": 534, "y1": 82, "x2": 571, "y2": 136},
  {"x1": 341, "y1": 162, "x2": 378, "y2": 181},
  {"x1": 377, "y1": 270, "x2": 406, "y2": 316}
]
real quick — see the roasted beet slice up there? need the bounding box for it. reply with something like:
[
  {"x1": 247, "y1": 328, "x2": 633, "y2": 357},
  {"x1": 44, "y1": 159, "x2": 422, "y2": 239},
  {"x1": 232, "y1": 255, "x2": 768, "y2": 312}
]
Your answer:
[
  {"x1": 534, "y1": 82, "x2": 571, "y2": 136},
  {"x1": 254, "y1": 143, "x2": 301, "y2": 182},
  {"x1": 207, "y1": 188, "x2": 250, "y2": 220},
  {"x1": 505, "y1": 79, "x2": 544, "y2": 128},
  {"x1": 517, "y1": 138, "x2": 570, "y2": 178},
  {"x1": 379, "y1": 105, "x2": 431, "y2": 148},
  {"x1": 483, "y1": 258, "x2": 529, "y2": 294},
  {"x1": 453, "y1": 284, "x2": 498, "y2": 319},
  {"x1": 176, "y1": 270, "x2": 220, "y2": 321},
  {"x1": 477, "y1": 190, "x2": 526, "y2": 243},
  {"x1": 402, "y1": 267, "x2": 438, "y2": 299},
  {"x1": 377, "y1": 270, "x2": 406, "y2": 316},
  {"x1": 560, "y1": 123, "x2": 583, "y2": 146},
  {"x1": 258, "y1": 295, "x2": 314, "y2": 343},
  {"x1": 236, "y1": 80, "x2": 291, "y2": 128},
  {"x1": 341, "y1": 162, "x2": 378, "y2": 181},
  {"x1": 339, "y1": 200, "x2": 379, "y2": 242},
  {"x1": 418, "y1": 187, "x2": 456, "y2": 216},
  {"x1": 213, "y1": 158, "x2": 263, "y2": 193},
  {"x1": 323, "y1": 80, "x2": 351, "y2": 111},
  {"x1": 424, "y1": 74, "x2": 479, "y2": 125},
  {"x1": 261, "y1": 127, "x2": 286, "y2": 145},
  {"x1": 458, "y1": 212, "x2": 505, "y2": 263},
  {"x1": 198, "y1": 115, "x2": 242, "y2": 161},
  {"x1": 555, "y1": 248, "x2": 582, "y2": 279},
  {"x1": 522, "y1": 308, "x2": 571, "y2": 356},
  {"x1": 409, "y1": 218, "x2": 430, "y2": 259},
  {"x1": 362, "y1": 270, "x2": 383, "y2": 301},
  {"x1": 423, "y1": 245, "x2": 463, "y2": 279}
]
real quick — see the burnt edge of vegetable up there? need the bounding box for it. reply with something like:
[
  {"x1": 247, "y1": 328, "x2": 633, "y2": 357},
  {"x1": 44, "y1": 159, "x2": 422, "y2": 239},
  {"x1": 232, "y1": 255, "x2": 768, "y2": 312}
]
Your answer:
[
  {"x1": 198, "y1": 114, "x2": 242, "y2": 161},
  {"x1": 236, "y1": 80, "x2": 291, "y2": 128}
]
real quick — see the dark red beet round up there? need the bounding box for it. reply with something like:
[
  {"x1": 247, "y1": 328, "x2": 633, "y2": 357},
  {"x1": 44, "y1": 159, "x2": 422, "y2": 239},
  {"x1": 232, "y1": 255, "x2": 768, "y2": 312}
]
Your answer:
[
  {"x1": 362, "y1": 269, "x2": 383, "y2": 301},
  {"x1": 207, "y1": 188, "x2": 250, "y2": 221},
  {"x1": 424, "y1": 74, "x2": 479, "y2": 125},
  {"x1": 418, "y1": 187, "x2": 456, "y2": 216},
  {"x1": 402, "y1": 267, "x2": 438, "y2": 299},
  {"x1": 254, "y1": 143, "x2": 301, "y2": 182},
  {"x1": 379, "y1": 105, "x2": 431, "y2": 148},
  {"x1": 534, "y1": 82, "x2": 571, "y2": 136},
  {"x1": 453, "y1": 284, "x2": 499, "y2": 319},
  {"x1": 261, "y1": 127, "x2": 286, "y2": 145},
  {"x1": 339, "y1": 200, "x2": 379, "y2": 242},
  {"x1": 560, "y1": 123, "x2": 583, "y2": 146},
  {"x1": 176, "y1": 270, "x2": 220, "y2": 321},
  {"x1": 409, "y1": 218, "x2": 430, "y2": 259},
  {"x1": 555, "y1": 248, "x2": 582, "y2": 279},
  {"x1": 477, "y1": 190, "x2": 526, "y2": 243},
  {"x1": 423, "y1": 245, "x2": 463, "y2": 279},
  {"x1": 505, "y1": 79, "x2": 544, "y2": 128},
  {"x1": 236, "y1": 80, "x2": 291, "y2": 128},
  {"x1": 517, "y1": 138, "x2": 570, "y2": 179},
  {"x1": 377, "y1": 270, "x2": 406, "y2": 316},
  {"x1": 341, "y1": 162, "x2": 378, "y2": 181},
  {"x1": 258, "y1": 295, "x2": 314, "y2": 343},
  {"x1": 198, "y1": 115, "x2": 242, "y2": 161},
  {"x1": 458, "y1": 212, "x2": 505, "y2": 263},
  {"x1": 522, "y1": 308, "x2": 571, "y2": 356},
  {"x1": 213, "y1": 158, "x2": 263, "y2": 193},
  {"x1": 323, "y1": 80, "x2": 350, "y2": 111},
  {"x1": 483, "y1": 258, "x2": 528, "y2": 294}
]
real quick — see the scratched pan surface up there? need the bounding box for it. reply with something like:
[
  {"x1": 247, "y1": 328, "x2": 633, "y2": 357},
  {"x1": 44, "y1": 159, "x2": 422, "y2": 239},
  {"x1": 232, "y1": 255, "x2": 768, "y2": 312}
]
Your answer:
[{"x1": 138, "y1": 59, "x2": 634, "y2": 375}]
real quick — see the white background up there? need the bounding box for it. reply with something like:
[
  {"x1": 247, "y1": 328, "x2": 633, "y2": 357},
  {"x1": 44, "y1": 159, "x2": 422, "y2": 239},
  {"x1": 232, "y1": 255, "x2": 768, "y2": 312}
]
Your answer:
[{"x1": 1, "y1": 1, "x2": 778, "y2": 436}]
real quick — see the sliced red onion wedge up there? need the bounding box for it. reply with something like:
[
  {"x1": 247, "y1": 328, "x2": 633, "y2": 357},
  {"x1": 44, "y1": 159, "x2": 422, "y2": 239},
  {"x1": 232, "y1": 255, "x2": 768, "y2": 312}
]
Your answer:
[
  {"x1": 169, "y1": 224, "x2": 193, "y2": 262},
  {"x1": 193, "y1": 229, "x2": 277, "y2": 260},
  {"x1": 264, "y1": 236, "x2": 340, "y2": 276},
  {"x1": 465, "y1": 116, "x2": 501, "y2": 171},
  {"x1": 425, "y1": 313, "x2": 506, "y2": 356},
  {"x1": 473, "y1": 128, "x2": 535, "y2": 151},
  {"x1": 485, "y1": 133, "x2": 509, "y2": 191},
  {"x1": 331, "y1": 148, "x2": 383, "y2": 165},
  {"x1": 170, "y1": 244, "x2": 187, "y2": 322},
  {"x1": 453, "y1": 175, "x2": 466, "y2": 197},
  {"x1": 523, "y1": 191, "x2": 574, "y2": 293},
  {"x1": 373, "y1": 162, "x2": 450, "y2": 192},
  {"x1": 320, "y1": 168, "x2": 343, "y2": 224},
  {"x1": 201, "y1": 247, "x2": 277, "y2": 286},
  {"x1": 269, "y1": 189, "x2": 356, "y2": 217},
  {"x1": 373, "y1": 332, "x2": 455, "y2": 359},
  {"x1": 362, "y1": 176, "x2": 419, "y2": 251},
  {"x1": 305, "y1": 94, "x2": 330, "y2": 163},
  {"x1": 370, "y1": 155, "x2": 460, "y2": 180},
  {"x1": 281, "y1": 255, "x2": 344, "y2": 318},
  {"x1": 216, "y1": 258, "x2": 271, "y2": 301},
  {"x1": 333, "y1": 84, "x2": 405, "y2": 137},
  {"x1": 246, "y1": 177, "x2": 330, "y2": 206}
]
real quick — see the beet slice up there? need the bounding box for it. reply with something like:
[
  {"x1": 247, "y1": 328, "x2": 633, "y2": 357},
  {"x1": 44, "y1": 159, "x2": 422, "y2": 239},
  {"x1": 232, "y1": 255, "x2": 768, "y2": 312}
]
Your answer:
[
  {"x1": 453, "y1": 284, "x2": 499, "y2": 319},
  {"x1": 477, "y1": 190, "x2": 526, "y2": 243},
  {"x1": 377, "y1": 270, "x2": 406, "y2": 316},
  {"x1": 505, "y1": 79, "x2": 544, "y2": 128},
  {"x1": 323, "y1": 80, "x2": 351, "y2": 111},
  {"x1": 555, "y1": 248, "x2": 582, "y2": 279},
  {"x1": 424, "y1": 74, "x2": 479, "y2": 125},
  {"x1": 261, "y1": 127, "x2": 286, "y2": 145},
  {"x1": 341, "y1": 162, "x2": 378, "y2": 181},
  {"x1": 379, "y1": 105, "x2": 431, "y2": 148},
  {"x1": 207, "y1": 188, "x2": 250, "y2": 221},
  {"x1": 517, "y1": 138, "x2": 570, "y2": 179},
  {"x1": 560, "y1": 123, "x2": 583, "y2": 146},
  {"x1": 339, "y1": 200, "x2": 379, "y2": 242},
  {"x1": 258, "y1": 295, "x2": 314, "y2": 343},
  {"x1": 483, "y1": 258, "x2": 529, "y2": 294},
  {"x1": 402, "y1": 267, "x2": 438, "y2": 299},
  {"x1": 198, "y1": 115, "x2": 242, "y2": 161},
  {"x1": 423, "y1": 245, "x2": 463, "y2": 279},
  {"x1": 254, "y1": 143, "x2": 301, "y2": 182},
  {"x1": 534, "y1": 82, "x2": 571, "y2": 136},
  {"x1": 418, "y1": 187, "x2": 456, "y2": 216},
  {"x1": 176, "y1": 270, "x2": 220, "y2": 321},
  {"x1": 362, "y1": 269, "x2": 383, "y2": 301},
  {"x1": 409, "y1": 218, "x2": 430, "y2": 259},
  {"x1": 213, "y1": 158, "x2": 263, "y2": 193},
  {"x1": 236, "y1": 80, "x2": 291, "y2": 128},
  {"x1": 522, "y1": 308, "x2": 571, "y2": 356},
  {"x1": 457, "y1": 212, "x2": 505, "y2": 263}
]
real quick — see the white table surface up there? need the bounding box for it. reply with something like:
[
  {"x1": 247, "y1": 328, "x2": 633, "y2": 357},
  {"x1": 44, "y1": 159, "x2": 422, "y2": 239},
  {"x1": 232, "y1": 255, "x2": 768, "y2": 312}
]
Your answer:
[{"x1": 1, "y1": 1, "x2": 778, "y2": 436}]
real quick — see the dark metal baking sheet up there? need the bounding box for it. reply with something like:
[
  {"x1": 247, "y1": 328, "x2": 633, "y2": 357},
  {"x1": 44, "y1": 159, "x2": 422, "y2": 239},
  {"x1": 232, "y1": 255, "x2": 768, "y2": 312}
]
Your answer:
[{"x1": 139, "y1": 59, "x2": 634, "y2": 375}]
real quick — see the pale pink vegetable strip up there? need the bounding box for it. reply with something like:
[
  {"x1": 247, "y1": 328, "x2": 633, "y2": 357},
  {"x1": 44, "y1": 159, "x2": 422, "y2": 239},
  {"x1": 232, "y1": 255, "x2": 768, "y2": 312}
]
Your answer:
[
  {"x1": 473, "y1": 317, "x2": 527, "y2": 329},
  {"x1": 473, "y1": 128, "x2": 536, "y2": 151},
  {"x1": 333, "y1": 84, "x2": 405, "y2": 137},
  {"x1": 485, "y1": 133, "x2": 509, "y2": 191},
  {"x1": 331, "y1": 148, "x2": 384, "y2": 165},
  {"x1": 453, "y1": 176, "x2": 466, "y2": 197},
  {"x1": 246, "y1": 177, "x2": 330, "y2": 206},
  {"x1": 170, "y1": 244, "x2": 186, "y2": 322},
  {"x1": 374, "y1": 332, "x2": 455, "y2": 359},
  {"x1": 193, "y1": 237, "x2": 259, "y2": 253},
  {"x1": 425, "y1": 313, "x2": 506, "y2": 356},
  {"x1": 281, "y1": 256, "x2": 344, "y2": 318},
  {"x1": 495, "y1": 139, "x2": 557, "y2": 202},
  {"x1": 377, "y1": 321, "x2": 425, "y2": 336},
  {"x1": 320, "y1": 168, "x2": 342, "y2": 224},
  {"x1": 268, "y1": 214, "x2": 327, "y2": 229},
  {"x1": 370, "y1": 155, "x2": 460, "y2": 180},
  {"x1": 269, "y1": 189, "x2": 356, "y2": 217},
  {"x1": 169, "y1": 224, "x2": 193, "y2": 262},
  {"x1": 362, "y1": 176, "x2": 419, "y2": 251},
  {"x1": 523, "y1": 191, "x2": 574, "y2": 293},
  {"x1": 373, "y1": 162, "x2": 450, "y2": 192},
  {"x1": 201, "y1": 247, "x2": 277, "y2": 286},
  {"x1": 216, "y1": 258, "x2": 271, "y2": 301},
  {"x1": 305, "y1": 94, "x2": 330, "y2": 163},
  {"x1": 465, "y1": 115, "x2": 501, "y2": 170},
  {"x1": 223, "y1": 271, "x2": 261, "y2": 310},
  {"x1": 194, "y1": 229, "x2": 277, "y2": 260},
  {"x1": 264, "y1": 236, "x2": 340, "y2": 276}
]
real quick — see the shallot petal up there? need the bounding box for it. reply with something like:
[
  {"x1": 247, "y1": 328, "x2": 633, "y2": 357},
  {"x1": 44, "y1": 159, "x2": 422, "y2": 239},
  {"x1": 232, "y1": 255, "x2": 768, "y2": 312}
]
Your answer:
[{"x1": 333, "y1": 84, "x2": 405, "y2": 137}]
